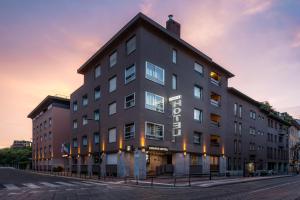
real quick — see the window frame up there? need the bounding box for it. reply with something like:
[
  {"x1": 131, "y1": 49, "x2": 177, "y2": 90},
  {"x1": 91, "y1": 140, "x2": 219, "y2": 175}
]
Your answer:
[
  {"x1": 145, "y1": 121, "x2": 164, "y2": 140},
  {"x1": 108, "y1": 102, "x2": 117, "y2": 115},
  {"x1": 108, "y1": 127, "x2": 117, "y2": 143},
  {"x1": 124, "y1": 122, "x2": 135, "y2": 140},
  {"x1": 109, "y1": 51, "x2": 117, "y2": 67},
  {"x1": 145, "y1": 61, "x2": 165, "y2": 85},
  {"x1": 109, "y1": 76, "x2": 117, "y2": 93},
  {"x1": 126, "y1": 35, "x2": 136, "y2": 55},
  {"x1": 124, "y1": 93, "x2": 135, "y2": 109},
  {"x1": 145, "y1": 91, "x2": 164, "y2": 113},
  {"x1": 125, "y1": 64, "x2": 136, "y2": 84}
]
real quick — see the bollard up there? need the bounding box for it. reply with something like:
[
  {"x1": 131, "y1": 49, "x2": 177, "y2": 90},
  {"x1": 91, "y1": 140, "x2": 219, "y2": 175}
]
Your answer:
[
  {"x1": 151, "y1": 177, "x2": 154, "y2": 187},
  {"x1": 209, "y1": 172, "x2": 212, "y2": 180},
  {"x1": 188, "y1": 174, "x2": 191, "y2": 187},
  {"x1": 174, "y1": 177, "x2": 176, "y2": 187}
]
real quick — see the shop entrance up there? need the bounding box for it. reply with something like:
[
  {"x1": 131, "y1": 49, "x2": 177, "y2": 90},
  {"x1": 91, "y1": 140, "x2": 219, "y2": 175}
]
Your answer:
[{"x1": 146, "y1": 150, "x2": 173, "y2": 176}]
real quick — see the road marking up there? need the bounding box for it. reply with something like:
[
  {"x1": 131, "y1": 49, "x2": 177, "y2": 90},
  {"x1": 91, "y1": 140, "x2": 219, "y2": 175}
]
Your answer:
[
  {"x1": 82, "y1": 181, "x2": 107, "y2": 186},
  {"x1": 23, "y1": 183, "x2": 41, "y2": 189},
  {"x1": 55, "y1": 182, "x2": 76, "y2": 187},
  {"x1": 39, "y1": 182, "x2": 59, "y2": 188},
  {"x1": 69, "y1": 181, "x2": 92, "y2": 186},
  {"x1": 247, "y1": 180, "x2": 300, "y2": 194},
  {"x1": 3, "y1": 184, "x2": 20, "y2": 190}
]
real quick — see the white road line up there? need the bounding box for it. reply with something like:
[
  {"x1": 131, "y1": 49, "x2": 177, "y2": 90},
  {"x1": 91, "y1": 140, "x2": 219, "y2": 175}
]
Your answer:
[
  {"x1": 55, "y1": 182, "x2": 76, "y2": 187},
  {"x1": 3, "y1": 184, "x2": 20, "y2": 190},
  {"x1": 247, "y1": 180, "x2": 300, "y2": 194},
  {"x1": 39, "y1": 182, "x2": 59, "y2": 188},
  {"x1": 22, "y1": 183, "x2": 41, "y2": 189},
  {"x1": 69, "y1": 181, "x2": 92, "y2": 186},
  {"x1": 82, "y1": 181, "x2": 107, "y2": 186}
]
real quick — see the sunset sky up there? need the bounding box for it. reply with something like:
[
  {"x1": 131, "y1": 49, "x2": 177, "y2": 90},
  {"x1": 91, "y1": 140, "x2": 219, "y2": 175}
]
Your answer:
[{"x1": 0, "y1": 0, "x2": 299, "y2": 148}]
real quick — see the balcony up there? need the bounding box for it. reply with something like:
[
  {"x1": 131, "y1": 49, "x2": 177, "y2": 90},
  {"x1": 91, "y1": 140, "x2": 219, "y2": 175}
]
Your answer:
[
  {"x1": 210, "y1": 113, "x2": 221, "y2": 127},
  {"x1": 210, "y1": 92, "x2": 221, "y2": 107},
  {"x1": 210, "y1": 71, "x2": 221, "y2": 86}
]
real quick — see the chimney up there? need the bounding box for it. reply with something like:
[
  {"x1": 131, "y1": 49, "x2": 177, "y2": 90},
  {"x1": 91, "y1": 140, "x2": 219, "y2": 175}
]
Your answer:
[{"x1": 166, "y1": 14, "x2": 181, "y2": 37}]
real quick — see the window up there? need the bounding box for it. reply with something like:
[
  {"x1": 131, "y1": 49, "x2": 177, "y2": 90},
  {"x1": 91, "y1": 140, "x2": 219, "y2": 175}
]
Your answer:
[
  {"x1": 108, "y1": 128, "x2": 117, "y2": 143},
  {"x1": 234, "y1": 121, "x2": 237, "y2": 133},
  {"x1": 124, "y1": 123, "x2": 135, "y2": 139},
  {"x1": 82, "y1": 136, "x2": 88, "y2": 147},
  {"x1": 109, "y1": 76, "x2": 117, "y2": 92},
  {"x1": 239, "y1": 105, "x2": 242, "y2": 118},
  {"x1": 73, "y1": 138, "x2": 78, "y2": 148},
  {"x1": 193, "y1": 131, "x2": 201, "y2": 144},
  {"x1": 194, "y1": 85, "x2": 203, "y2": 99},
  {"x1": 194, "y1": 62, "x2": 203, "y2": 75},
  {"x1": 126, "y1": 36, "x2": 136, "y2": 55},
  {"x1": 234, "y1": 103, "x2": 237, "y2": 116},
  {"x1": 145, "y1": 61, "x2": 165, "y2": 85},
  {"x1": 94, "y1": 132, "x2": 100, "y2": 145},
  {"x1": 73, "y1": 120, "x2": 78, "y2": 129},
  {"x1": 109, "y1": 51, "x2": 117, "y2": 67},
  {"x1": 172, "y1": 74, "x2": 177, "y2": 90},
  {"x1": 125, "y1": 64, "x2": 136, "y2": 84},
  {"x1": 49, "y1": 118, "x2": 52, "y2": 126},
  {"x1": 95, "y1": 65, "x2": 101, "y2": 78},
  {"x1": 124, "y1": 93, "x2": 135, "y2": 108},
  {"x1": 109, "y1": 102, "x2": 117, "y2": 115},
  {"x1": 210, "y1": 71, "x2": 221, "y2": 85},
  {"x1": 234, "y1": 140, "x2": 237, "y2": 153},
  {"x1": 94, "y1": 110, "x2": 100, "y2": 121},
  {"x1": 145, "y1": 91, "x2": 164, "y2": 113},
  {"x1": 250, "y1": 110, "x2": 256, "y2": 120},
  {"x1": 94, "y1": 86, "x2": 101, "y2": 100},
  {"x1": 145, "y1": 122, "x2": 164, "y2": 140},
  {"x1": 73, "y1": 101, "x2": 78, "y2": 112},
  {"x1": 238, "y1": 123, "x2": 242, "y2": 135},
  {"x1": 82, "y1": 115, "x2": 88, "y2": 126},
  {"x1": 172, "y1": 49, "x2": 177, "y2": 64},
  {"x1": 82, "y1": 95, "x2": 88, "y2": 106},
  {"x1": 194, "y1": 108, "x2": 203, "y2": 122},
  {"x1": 249, "y1": 127, "x2": 256, "y2": 135}
]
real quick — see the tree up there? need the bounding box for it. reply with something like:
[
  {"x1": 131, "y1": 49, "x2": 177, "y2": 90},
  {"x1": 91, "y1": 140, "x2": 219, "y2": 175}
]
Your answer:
[{"x1": 0, "y1": 147, "x2": 32, "y2": 169}]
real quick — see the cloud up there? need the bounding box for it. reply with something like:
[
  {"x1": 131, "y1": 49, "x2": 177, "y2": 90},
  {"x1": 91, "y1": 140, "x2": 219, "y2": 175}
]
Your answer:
[
  {"x1": 291, "y1": 31, "x2": 300, "y2": 48},
  {"x1": 243, "y1": 0, "x2": 274, "y2": 15}
]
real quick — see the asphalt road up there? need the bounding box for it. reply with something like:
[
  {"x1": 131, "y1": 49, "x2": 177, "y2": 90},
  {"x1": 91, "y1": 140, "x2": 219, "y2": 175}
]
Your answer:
[{"x1": 0, "y1": 167, "x2": 300, "y2": 200}]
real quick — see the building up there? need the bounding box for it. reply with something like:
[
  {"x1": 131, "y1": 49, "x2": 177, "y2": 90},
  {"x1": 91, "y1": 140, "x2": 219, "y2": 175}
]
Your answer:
[
  {"x1": 28, "y1": 96, "x2": 71, "y2": 171},
  {"x1": 288, "y1": 119, "x2": 300, "y2": 172},
  {"x1": 69, "y1": 13, "x2": 291, "y2": 178},
  {"x1": 11, "y1": 140, "x2": 32, "y2": 148}
]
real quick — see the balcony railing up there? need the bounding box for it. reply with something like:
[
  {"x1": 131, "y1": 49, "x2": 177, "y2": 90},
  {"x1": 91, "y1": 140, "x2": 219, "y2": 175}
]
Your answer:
[
  {"x1": 211, "y1": 120, "x2": 221, "y2": 127},
  {"x1": 210, "y1": 78, "x2": 220, "y2": 86},
  {"x1": 210, "y1": 99, "x2": 220, "y2": 107}
]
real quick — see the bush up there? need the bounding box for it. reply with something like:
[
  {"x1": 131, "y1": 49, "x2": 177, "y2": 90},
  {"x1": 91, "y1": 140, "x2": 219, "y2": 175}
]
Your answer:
[
  {"x1": 53, "y1": 166, "x2": 63, "y2": 172},
  {"x1": 260, "y1": 170, "x2": 268, "y2": 176}
]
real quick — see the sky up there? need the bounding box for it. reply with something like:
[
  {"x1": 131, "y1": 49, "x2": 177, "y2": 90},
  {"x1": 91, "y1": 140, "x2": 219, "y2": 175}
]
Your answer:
[{"x1": 0, "y1": 0, "x2": 299, "y2": 148}]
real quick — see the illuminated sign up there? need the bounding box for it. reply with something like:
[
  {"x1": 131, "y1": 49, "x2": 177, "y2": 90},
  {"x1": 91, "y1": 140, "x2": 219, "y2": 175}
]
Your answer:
[
  {"x1": 169, "y1": 95, "x2": 182, "y2": 136},
  {"x1": 148, "y1": 146, "x2": 169, "y2": 151}
]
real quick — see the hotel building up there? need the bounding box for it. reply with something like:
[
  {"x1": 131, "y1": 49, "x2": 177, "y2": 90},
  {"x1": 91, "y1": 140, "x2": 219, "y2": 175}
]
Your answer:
[
  {"x1": 69, "y1": 13, "x2": 291, "y2": 178},
  {"x1": 28, "y1": 96, "x2": 71, "y2": 171}
]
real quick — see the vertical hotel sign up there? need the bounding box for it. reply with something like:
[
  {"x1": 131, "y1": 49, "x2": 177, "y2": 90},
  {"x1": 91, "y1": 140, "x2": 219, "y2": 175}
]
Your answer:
[{"x1": 169, "y1": 95, "x2": 182, "y2": 136}]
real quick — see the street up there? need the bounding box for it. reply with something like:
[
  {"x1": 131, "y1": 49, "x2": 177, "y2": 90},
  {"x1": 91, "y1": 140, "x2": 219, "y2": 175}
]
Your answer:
[{"x1": 1, "y1": 168, "x2": 300, "y2": 200}]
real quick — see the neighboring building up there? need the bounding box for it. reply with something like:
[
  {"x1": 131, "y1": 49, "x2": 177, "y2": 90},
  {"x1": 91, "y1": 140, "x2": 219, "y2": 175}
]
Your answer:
[
  {"x1": 11, "y1": 140, "x2": 32, "y2": 148},
  {"x1": 288, "y1": 119, "x2": 300, "y2": 172},
  {"x1": 28, "y1": 96, "x2": 71, "y2": 171},
  {"x1": 68, "y1": 13, "x2": 292, "y2": 178}
]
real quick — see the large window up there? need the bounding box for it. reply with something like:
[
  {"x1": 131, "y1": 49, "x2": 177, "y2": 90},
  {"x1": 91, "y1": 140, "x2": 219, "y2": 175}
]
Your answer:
[
  {"x1": 194, "y1": 85, "x2": 203, "y2": 99},
  {"x1": 94, "y1": 86, "x2": 101, "y2": 100},
  {"x1": 145, "y1": 61, "x2": 165, "y2": 85},
  {"x1": 95, "y1": 65, "x2": 101, "y2": 78},
  {"x1": 94, "y1": 110, "x2": 100, "y2": 121},
  {"x1": 124, "y1": 93, "x2": 135, "y2": 108},
  {"x1": 82, "y1": 115, "x2": 88, "y2": 126},
  {"x1": 194, "y1": 108, "x2": 203, "y2": 122},
  {"x1": 145, "y1": 122, "x2": 164, "y2": 140},
  {"x1": 82, "y1": 136, "x2": 88, "y2": 147},
  {"x1": 73, "y1": 120, "x2": 78, "y2": 129},
  {"x1": 109, "y1": 51, "x2": 117, "y2": 67},
  {"x1": 145, "y1": 91, "x2": 164, "y2": 113},
  {"x1": 124, "y1": 123, "x2": 135, "y2": 140},
  {"x1": 109, "y1": 102, "x2": 117, "y2": 115},
  {"x1": 73, "y1": 101, "x2": 78, "y2": 112},
  {"x1": 82, "y1": 94, "x2": 88, "y2": 106},
  {"x1": 73, "y1": 138, "x2": 78, "y2": 148},
  {"x1": 172, "y1": 74, "x2": 177, "y2": 90},
  {"x1": 126, "y1": 36, "x2": 136, "y2": 55},
  {"x1": 239, "y1": 105, "x2": 242, "y2": 118},
  {"x1": 234, "y1": 103, "x2": 237, "y2": 116},
  {"x1": 172, "y1": 49, "x2": 177, "y2": 64},
  {"x1": 108, "y1": 128, "x2": 116, "y2": 143},
  {"x1": 193, "y1": 131, "x2": 201, "y2": 144},
  {"x1": 109, "y1": 76, "x2": 117, "y2": 92},
  {"x1": 125, "y1": 64, "x2": 136, "y2": 84},
  {"x1": 94, "y1": 132, "x2": 100, "y2": 145},
  {"x1": 194, "y1": 62, "x2": 203, "y2": 75}
]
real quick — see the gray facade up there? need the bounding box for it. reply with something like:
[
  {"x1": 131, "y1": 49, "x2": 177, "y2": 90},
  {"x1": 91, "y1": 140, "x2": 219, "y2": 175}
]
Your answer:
[{"x1": 69, "y1": 13, "x2": 290, "y2": 177}]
